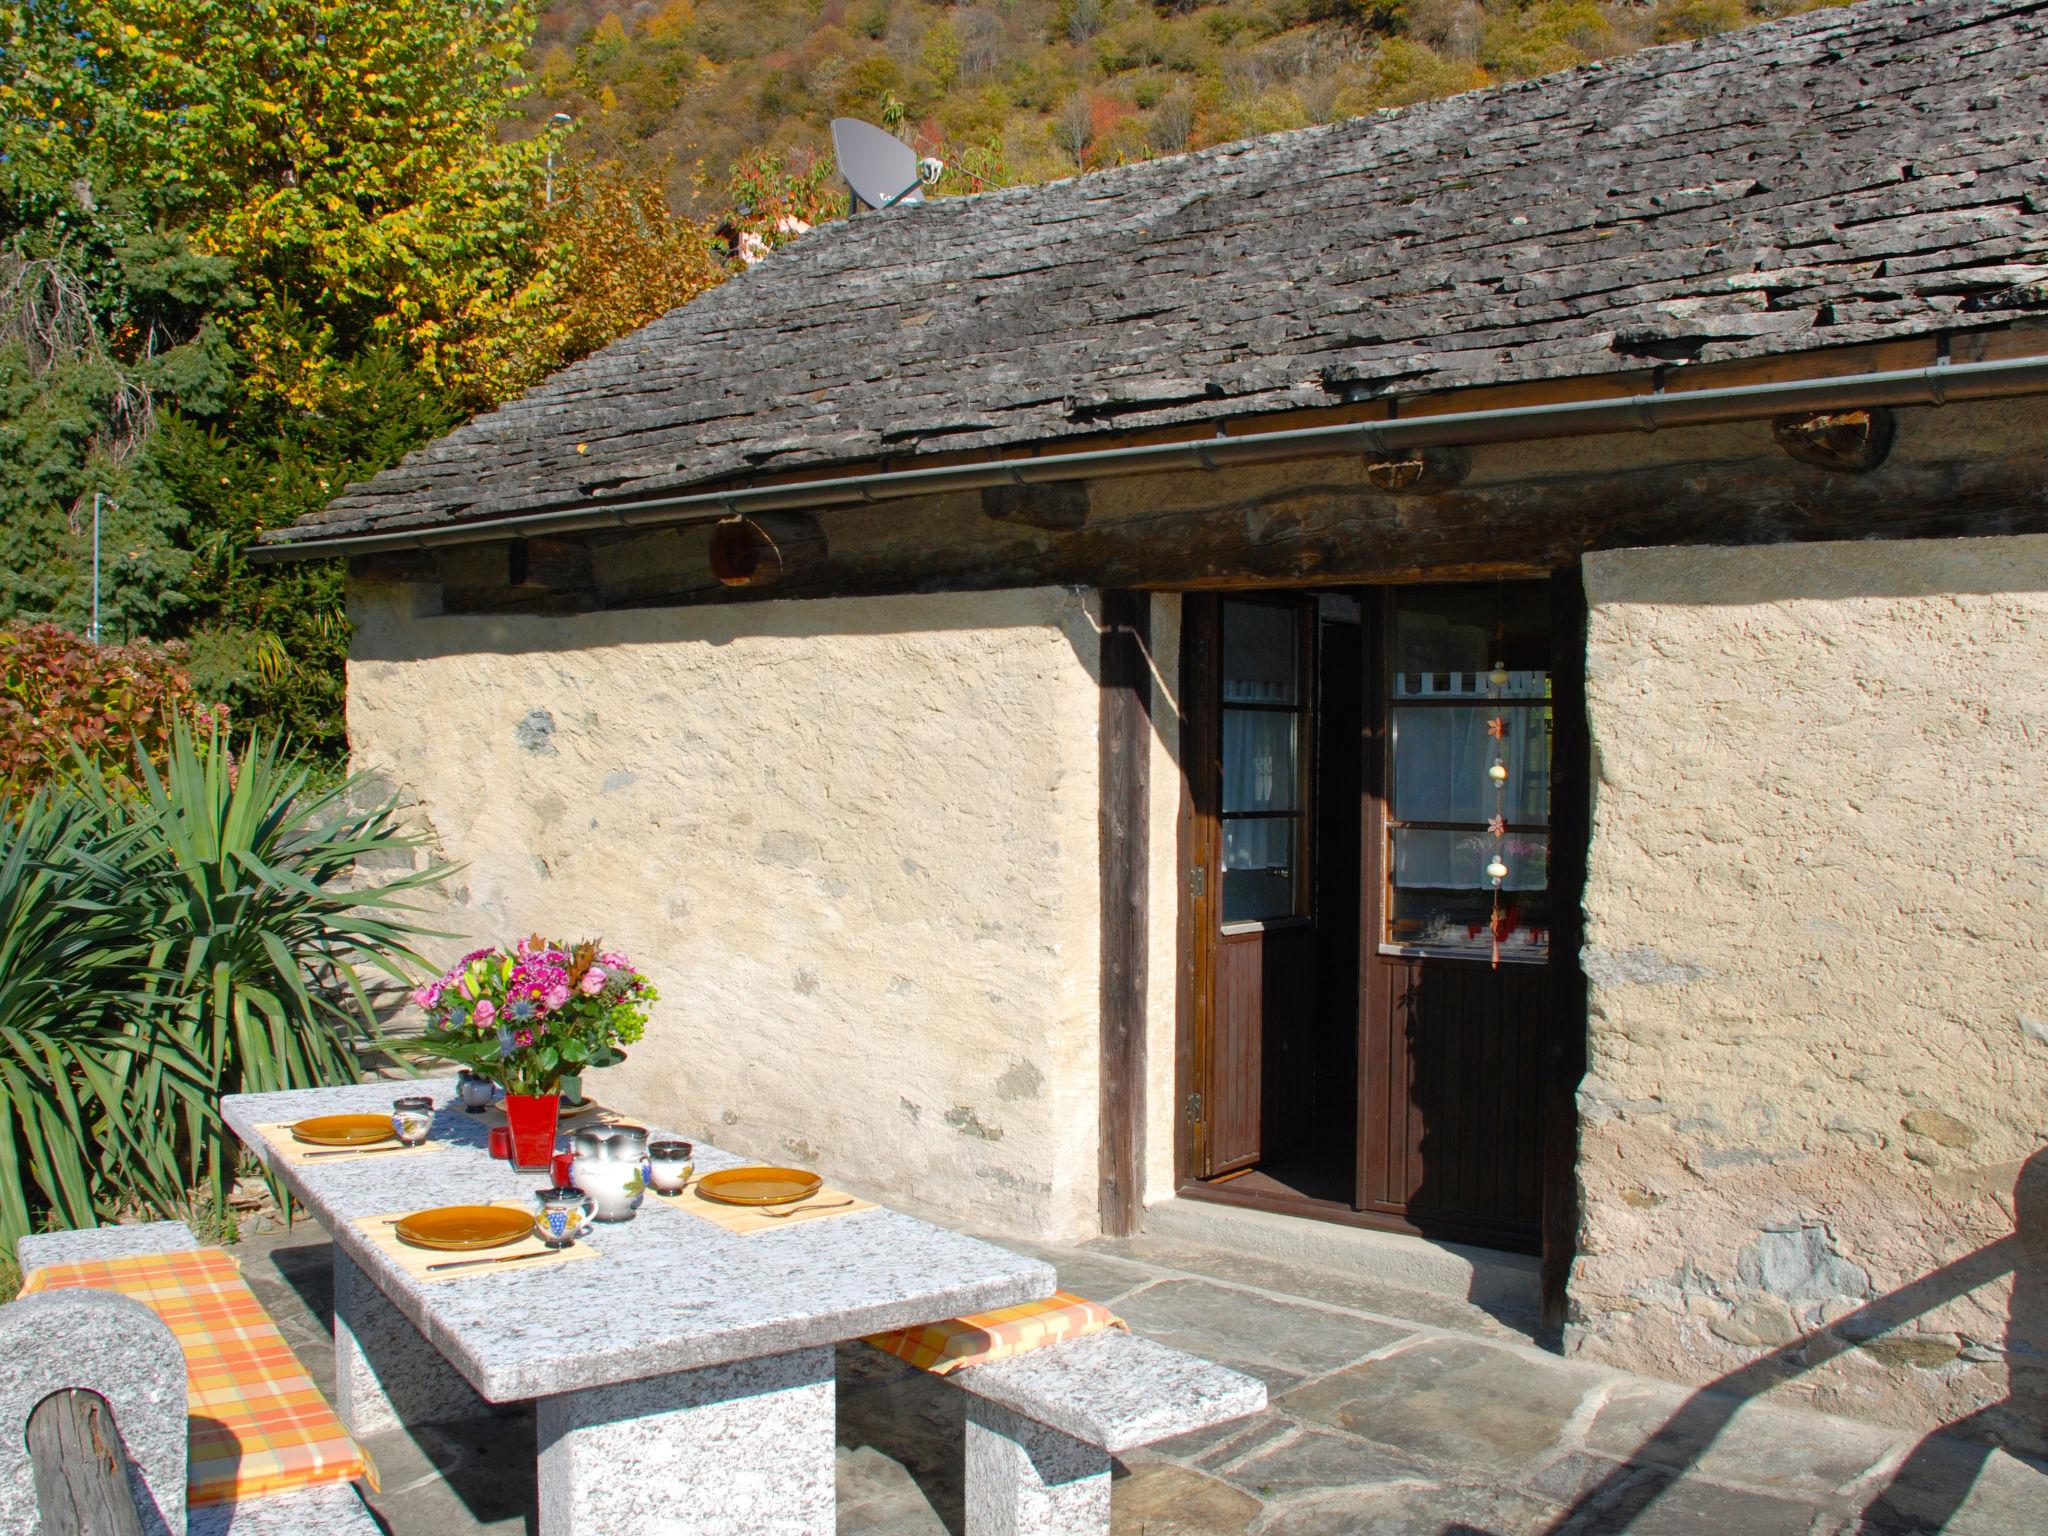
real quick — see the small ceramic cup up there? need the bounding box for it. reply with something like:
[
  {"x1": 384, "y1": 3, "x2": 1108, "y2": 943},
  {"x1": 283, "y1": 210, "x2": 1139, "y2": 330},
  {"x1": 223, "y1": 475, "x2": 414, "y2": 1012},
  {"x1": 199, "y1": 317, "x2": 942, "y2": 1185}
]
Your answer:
[
  {"x1": 391, "y1": 1095, "x2": 434, "y2": 1147},
  {"x1": 488, "y1": 1125, "x2": 512, "y2": 1161},
  {"x1": 532, "y1": 1186, "x2": 595, "y2": 1248},
  {"x1": 647, "y1": 1139, "x2": 695, "y2": 1194},
  {"x1": 456, "y1": 1071, "x2": 495, "y2": 1113}
]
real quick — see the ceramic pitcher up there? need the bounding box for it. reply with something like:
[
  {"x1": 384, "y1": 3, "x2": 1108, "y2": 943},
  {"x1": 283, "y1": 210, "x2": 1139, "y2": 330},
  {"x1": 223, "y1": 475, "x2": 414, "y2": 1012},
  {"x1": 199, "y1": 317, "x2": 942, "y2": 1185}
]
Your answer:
[{"x1": 571, "y1": 1149, "x2": 647, "y2": 1222}]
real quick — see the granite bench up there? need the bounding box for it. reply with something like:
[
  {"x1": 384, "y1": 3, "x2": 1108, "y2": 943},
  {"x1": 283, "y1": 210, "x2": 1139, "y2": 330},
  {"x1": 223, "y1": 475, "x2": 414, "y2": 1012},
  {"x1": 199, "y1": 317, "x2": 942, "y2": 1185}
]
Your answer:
[
  {"x1": 7, "y1": 1222, "x2": 379, "y2": 1536},
  {"x1": 936, "y1": 1328, "x2": 1267, "y2": 1536}
]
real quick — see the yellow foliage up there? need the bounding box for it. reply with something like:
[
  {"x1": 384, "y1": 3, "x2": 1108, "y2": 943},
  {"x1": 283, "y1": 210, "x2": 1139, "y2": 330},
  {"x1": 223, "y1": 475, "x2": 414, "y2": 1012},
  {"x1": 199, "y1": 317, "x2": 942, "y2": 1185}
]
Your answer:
[{"x1": 644, "y1": 0, "x2": 696, "y2": 44}]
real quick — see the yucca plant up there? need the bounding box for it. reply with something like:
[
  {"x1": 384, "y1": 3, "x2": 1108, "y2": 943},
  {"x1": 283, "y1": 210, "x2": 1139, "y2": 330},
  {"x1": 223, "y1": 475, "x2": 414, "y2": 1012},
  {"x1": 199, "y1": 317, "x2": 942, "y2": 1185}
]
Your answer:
[
  {"x1": 0, "y1": 790, "x2": 181, "y2": 1243},
  {"x1": 0, "y1": 723, "x2": 449, "y2": 1248}
]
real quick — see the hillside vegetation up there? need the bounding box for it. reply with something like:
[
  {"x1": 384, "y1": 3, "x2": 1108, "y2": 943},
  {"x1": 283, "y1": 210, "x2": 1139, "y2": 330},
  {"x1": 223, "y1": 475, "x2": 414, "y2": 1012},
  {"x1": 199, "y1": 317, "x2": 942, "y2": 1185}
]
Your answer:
[{"x1": 522, "y1": 0, "x2": 1822, "y2": 212}]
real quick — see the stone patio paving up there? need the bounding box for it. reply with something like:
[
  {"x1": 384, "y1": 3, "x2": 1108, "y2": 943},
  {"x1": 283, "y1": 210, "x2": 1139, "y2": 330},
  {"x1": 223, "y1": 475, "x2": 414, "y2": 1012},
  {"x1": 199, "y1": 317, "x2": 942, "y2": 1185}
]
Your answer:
[{"x1": 232, "y1": 1212, "x2": 2047, "y2": 1534}]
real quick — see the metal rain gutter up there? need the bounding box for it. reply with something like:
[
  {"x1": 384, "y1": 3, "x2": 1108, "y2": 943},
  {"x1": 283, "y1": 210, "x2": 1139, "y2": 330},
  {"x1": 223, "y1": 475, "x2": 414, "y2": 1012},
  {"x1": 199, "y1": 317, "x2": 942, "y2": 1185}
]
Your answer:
[{"x1": 251, "y1": 352, "x2": 2048, "y2": 562}]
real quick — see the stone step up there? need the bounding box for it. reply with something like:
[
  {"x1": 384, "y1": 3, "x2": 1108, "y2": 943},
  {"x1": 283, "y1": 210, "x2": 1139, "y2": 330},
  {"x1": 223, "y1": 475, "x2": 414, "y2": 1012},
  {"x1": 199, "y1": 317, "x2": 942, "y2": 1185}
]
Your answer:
[{"x1": 1138, "y1": 1196, "x2": 1541, "y2": 1324}]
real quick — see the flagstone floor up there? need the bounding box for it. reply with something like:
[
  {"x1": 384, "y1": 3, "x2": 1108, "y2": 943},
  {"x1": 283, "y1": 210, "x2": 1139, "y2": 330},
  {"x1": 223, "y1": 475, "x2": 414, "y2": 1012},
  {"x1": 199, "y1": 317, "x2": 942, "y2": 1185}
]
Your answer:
[{"x1": 234, "y1": 1212, "x2": 2047, "y2": 1534}]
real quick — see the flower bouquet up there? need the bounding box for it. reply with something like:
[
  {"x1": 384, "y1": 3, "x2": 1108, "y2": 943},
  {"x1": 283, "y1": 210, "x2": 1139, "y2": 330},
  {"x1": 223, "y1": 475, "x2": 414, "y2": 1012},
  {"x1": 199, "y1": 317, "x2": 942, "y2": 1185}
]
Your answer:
[{"x1": 409, "y1": 936, "x2": 656, "y2": 1166}]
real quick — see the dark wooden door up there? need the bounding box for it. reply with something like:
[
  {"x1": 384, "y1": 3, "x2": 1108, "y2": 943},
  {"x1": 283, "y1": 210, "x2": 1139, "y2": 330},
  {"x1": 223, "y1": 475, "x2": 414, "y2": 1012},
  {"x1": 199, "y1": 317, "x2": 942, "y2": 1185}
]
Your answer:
[
  {"x1": 1356, "y1": 584, "x2": 1557, "y2": 1252},
  {"x1": 1183, "y1": 595, "x2": 1315, "y2": 1178}
]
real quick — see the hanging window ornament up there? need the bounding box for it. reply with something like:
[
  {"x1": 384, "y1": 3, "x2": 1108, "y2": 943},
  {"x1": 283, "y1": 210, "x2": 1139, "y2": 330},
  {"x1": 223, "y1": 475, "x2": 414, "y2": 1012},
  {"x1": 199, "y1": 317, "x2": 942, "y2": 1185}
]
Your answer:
[
  {"x1": 1488, "y1": 758, "x2": 1508, "y2": 784},
  {"x1": 1486, "y1": 855, "x2": 1509, "y2": 883},
  {"x1": 1485, "y1": 709, "x2": 1510, "y2": 968}
]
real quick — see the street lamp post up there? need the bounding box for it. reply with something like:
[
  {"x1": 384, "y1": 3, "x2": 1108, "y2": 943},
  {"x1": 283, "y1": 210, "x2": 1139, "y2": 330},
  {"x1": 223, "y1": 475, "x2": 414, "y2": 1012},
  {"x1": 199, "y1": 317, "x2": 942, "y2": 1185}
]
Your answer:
[{"x1": 544, "y1": 111, "x2": 573, "y2": 207}]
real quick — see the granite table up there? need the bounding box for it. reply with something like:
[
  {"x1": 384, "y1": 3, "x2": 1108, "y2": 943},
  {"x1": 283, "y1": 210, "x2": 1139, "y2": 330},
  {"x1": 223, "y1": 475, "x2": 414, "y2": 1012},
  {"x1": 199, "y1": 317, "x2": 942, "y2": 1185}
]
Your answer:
[{"x1": 223, "y1": 1079, "x2": 1057, "y2": 1536}]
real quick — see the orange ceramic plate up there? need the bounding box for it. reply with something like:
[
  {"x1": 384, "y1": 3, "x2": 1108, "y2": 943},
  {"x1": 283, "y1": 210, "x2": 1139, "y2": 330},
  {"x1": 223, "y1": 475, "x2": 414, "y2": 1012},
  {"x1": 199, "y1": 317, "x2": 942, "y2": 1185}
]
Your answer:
[
  {"x1": 290, "y1": 1114, "x2": 396, "y2": 1148},
  {"x1": 694, "y1": 1167, "x2": 824, "y2": 1207},
  {"x1": 393, "y1": 1205, "x2": 536, "y2": 1251}
]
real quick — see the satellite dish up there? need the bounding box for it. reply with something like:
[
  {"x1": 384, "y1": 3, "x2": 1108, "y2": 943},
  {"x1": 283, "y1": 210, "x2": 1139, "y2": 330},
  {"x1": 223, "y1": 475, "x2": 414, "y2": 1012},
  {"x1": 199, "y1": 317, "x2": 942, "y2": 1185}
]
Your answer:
[{"x1": 831, "y1": 118, "x2": 926, "y2": 212}]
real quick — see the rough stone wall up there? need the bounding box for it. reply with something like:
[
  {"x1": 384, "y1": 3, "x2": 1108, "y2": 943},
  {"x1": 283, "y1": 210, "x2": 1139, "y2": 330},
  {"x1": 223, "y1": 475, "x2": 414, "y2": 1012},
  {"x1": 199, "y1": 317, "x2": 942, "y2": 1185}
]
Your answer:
[
  {"x1": 347, "y1": 584, "x2": 1106, "y2": 1239},
  {"x1": 1573, "y1": 535, "x2": 2048, "y2": 1453}
]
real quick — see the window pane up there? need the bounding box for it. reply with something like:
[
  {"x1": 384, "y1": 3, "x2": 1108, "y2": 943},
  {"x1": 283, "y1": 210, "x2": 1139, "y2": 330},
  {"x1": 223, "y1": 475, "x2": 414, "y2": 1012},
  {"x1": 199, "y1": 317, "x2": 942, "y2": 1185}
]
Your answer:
[
  {"x1": 1222, "y1": 709, "x2": 1298, "y2": 813},
  {"x1": 1223, "y1": 819, "x2": 1299, "y2": 922},
  {"x1": 1389, "y1": 705, "x2": 1551, "y2": 824},
  {"x1": 1389, "y1": 584, "x2": 1550, "y2": 700},
  {"x1": 1223, "y1": 602, "x2": 1300, "y2": 705},
  {"x1": 1387, "y1": 829, "x2": 1550, "y2": 958}
]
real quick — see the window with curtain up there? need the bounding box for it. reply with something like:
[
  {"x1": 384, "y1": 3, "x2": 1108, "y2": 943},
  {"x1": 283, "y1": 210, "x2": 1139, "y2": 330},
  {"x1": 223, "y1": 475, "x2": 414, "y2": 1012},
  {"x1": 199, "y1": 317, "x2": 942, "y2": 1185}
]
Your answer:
[
  {"x1": 1384, "y1": 586, "x2": 1553, "y2": 959},
  {"x1": 1220, "y1": 599, "x2": 1309, "y2": 923}
]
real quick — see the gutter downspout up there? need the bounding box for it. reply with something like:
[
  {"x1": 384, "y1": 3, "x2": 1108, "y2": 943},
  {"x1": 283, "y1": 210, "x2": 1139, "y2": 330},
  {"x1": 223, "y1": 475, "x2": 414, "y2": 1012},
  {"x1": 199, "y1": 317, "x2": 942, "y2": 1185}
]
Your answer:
[{"x1": 251, "y1": 353, "x2": 2048, "y2": 562}]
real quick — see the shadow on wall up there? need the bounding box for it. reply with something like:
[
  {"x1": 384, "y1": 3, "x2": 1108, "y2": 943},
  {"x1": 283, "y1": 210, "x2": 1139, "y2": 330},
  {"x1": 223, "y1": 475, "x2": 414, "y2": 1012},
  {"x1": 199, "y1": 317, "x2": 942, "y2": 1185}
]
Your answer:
[
  {"x1": 347, "y1": 580, "x2": 1110, "y2": 669},
  {"x1": 1584, "y1": 532, "x2": 2048, "y2": 606},
  {"x1": 1535, "y1": 1149, "x2": 2048, "y2": 1534}
]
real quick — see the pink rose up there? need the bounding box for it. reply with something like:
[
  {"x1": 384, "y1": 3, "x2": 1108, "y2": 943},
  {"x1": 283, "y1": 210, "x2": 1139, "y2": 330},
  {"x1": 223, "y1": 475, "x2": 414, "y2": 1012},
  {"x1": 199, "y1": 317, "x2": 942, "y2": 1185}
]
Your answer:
[
  {"x1": 544, "y1": 984, "x2": 571, "y2": 1011},
  {"x1": 579, "y1": 967, "x2": 607, "y2": 995},
  {"x1": 473, "y1": 999, "x2": 496, "y2": 1029},
  {"x1": 411, "y1": 982, "x2": 442, "y2": 1010}
]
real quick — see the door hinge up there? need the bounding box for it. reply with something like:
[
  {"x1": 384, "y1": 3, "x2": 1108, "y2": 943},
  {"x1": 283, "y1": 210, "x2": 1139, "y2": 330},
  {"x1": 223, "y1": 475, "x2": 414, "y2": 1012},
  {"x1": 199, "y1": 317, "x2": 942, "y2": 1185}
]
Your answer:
[
  {"x1": 1185, "y1": 1091, "x2": 1204, "y2": 1125},
  {"x1": 1189, "y1": 865, "x2": 1206, "y2": 899}
]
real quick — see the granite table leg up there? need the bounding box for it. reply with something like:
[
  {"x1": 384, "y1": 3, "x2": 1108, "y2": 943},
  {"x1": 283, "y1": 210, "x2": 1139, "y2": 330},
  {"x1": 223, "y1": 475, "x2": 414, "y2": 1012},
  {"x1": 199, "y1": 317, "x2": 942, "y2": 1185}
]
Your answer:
[
  {"x1": 332, "y1": 1247, "x2": 493, "y2": 1436},
  {"x1": 535, "y1": 1345, "x2": 835, "y2": 1536},
  {"x1": 964, "y1": 1399, "x2": 1111, "y2": 1536}
]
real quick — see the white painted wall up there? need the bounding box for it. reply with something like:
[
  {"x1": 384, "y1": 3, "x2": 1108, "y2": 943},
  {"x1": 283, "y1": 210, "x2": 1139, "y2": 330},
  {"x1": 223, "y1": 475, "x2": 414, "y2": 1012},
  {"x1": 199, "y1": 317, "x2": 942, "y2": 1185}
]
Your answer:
[{"x1": 348, "y1": 583, "x2": 1107, "y2": 1239}]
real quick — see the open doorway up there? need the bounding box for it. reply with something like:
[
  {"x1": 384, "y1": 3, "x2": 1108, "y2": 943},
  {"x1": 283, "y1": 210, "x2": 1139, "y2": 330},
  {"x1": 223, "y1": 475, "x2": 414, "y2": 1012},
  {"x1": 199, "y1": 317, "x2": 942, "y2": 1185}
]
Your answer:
[{"x1": 1177, "y1": 581, "x2": 1579, "y2": 1256}]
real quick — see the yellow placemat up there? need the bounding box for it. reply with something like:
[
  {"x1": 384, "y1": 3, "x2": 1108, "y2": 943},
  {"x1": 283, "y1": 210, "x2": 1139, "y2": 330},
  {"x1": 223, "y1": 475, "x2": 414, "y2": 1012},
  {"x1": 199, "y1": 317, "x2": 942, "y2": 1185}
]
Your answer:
[
  {"x1": 253, "y1": 1122, "x2": 451, "y2": 1168},
  {"x1": 353, "y1": 1203, "x2": 601, "y2": 1283},
  {"x1": 656, "y1": 1181, "x2": 876, "y2": 1236}
]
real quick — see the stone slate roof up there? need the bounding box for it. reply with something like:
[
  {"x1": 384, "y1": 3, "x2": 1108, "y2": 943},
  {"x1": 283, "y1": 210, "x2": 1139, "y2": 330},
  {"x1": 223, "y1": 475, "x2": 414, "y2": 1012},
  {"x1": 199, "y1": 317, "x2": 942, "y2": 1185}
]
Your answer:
[{"x1": 275, "y1": 0, "x2": 2048, "y2": 548}]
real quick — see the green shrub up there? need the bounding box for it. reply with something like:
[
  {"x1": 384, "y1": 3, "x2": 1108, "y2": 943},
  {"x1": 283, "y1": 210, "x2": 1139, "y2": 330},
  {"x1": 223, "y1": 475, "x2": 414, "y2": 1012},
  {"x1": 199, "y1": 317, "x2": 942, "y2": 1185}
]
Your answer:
[
  {"x1": 0, "y1": 723, "x2": 447, "y2": 1250},
  {"x1": 1653, "y1": 0, "x2": 1750, "y2": 39}
]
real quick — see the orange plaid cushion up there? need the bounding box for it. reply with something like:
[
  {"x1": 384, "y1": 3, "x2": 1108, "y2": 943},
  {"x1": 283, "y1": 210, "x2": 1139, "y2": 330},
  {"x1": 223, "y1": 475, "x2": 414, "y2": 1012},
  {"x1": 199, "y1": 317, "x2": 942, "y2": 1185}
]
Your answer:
[
  {"x1": 21, "y1": 1247, "x2": 370, "y2": 1506},
  {"x1": 864, "y1": 1289, "x2": 1125, "y2": 1375}
]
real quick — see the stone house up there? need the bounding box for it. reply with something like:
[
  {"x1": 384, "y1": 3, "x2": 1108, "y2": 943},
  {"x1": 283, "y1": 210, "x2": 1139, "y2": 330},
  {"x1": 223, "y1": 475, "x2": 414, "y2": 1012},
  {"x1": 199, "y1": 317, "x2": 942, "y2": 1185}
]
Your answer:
[{"x1": 261, "y1": 0, "x2": 2048, "y2": 1458}]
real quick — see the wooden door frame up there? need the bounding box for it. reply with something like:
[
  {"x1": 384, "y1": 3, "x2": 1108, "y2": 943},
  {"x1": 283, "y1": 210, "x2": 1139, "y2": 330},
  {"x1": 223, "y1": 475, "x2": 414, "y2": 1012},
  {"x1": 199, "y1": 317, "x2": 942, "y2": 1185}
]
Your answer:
[
  {"x1": 1169, "y1": 578, "x2": 1588, "y2": 1299},
  {"x1": 1175, "y1": 593, "x2": 1221, "y2": 1184}
]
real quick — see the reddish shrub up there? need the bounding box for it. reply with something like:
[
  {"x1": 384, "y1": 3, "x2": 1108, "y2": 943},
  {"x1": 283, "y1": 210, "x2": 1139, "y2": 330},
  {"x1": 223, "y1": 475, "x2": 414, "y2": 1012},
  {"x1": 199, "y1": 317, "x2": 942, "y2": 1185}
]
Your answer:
[{"x1": 0, "y1": 623, "x2": 228, "y2": 803}]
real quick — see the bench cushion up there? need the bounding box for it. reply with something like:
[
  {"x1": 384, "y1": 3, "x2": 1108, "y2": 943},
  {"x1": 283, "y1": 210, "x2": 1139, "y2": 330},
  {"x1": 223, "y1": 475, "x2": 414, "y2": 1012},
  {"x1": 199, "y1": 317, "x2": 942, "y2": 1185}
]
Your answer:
[
  {"x1": 950, "y1": 1329, "x2": 1268, "y2": 1454},
  {"x1": 864, "y1": 1288, "x2": 1124, "y2": 1375},
  {"x1": 21, "y1": 1248, "x2": 371, "y2": 1507}
]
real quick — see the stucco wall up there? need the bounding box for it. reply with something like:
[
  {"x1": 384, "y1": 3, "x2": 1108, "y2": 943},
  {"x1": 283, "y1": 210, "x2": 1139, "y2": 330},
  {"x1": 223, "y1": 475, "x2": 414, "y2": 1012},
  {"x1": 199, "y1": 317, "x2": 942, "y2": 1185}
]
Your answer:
[
  {"x1": 1574, "y1": 535, "x2": 2048, "y2": 1452},
  {"x1": 348, "y1": 583, "x2": 1106, "y2": 1239}
]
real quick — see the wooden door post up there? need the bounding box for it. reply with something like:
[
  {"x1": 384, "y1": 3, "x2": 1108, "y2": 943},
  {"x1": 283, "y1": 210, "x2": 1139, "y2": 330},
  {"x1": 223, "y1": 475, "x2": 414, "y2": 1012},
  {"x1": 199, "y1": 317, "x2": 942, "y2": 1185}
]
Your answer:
[{"x1": 1099, "y1": 590, "x2": 1152, "y2": 1237}]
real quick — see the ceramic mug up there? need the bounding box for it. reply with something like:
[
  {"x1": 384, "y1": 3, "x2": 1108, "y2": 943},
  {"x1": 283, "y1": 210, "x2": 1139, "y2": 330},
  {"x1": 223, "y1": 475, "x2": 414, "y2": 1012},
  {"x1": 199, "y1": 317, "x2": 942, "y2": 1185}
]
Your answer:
[
  {"x1": 647, "y1": 1139, "x2": 694, "y2": 1194},
  {"x1": 570, "y1": 1151, "x2": 646, "y2": 1222},
  {"x1": 456, "y1": 1071, "x2": 495, "y2": 1113},
  {"x1": 391, "y1": 1095, "x2": 433, "y2": 1146},
  {"x1": 532, "y1": 1186, "x2": 596, "y2": 1248}
]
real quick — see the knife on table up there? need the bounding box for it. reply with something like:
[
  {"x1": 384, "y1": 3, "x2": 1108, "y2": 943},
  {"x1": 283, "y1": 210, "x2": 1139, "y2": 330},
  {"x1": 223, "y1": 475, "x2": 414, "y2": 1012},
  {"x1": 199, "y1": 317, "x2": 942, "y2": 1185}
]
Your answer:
[{"x1": 425, "y1": 1249, "x2": 558, "y2": 1273}]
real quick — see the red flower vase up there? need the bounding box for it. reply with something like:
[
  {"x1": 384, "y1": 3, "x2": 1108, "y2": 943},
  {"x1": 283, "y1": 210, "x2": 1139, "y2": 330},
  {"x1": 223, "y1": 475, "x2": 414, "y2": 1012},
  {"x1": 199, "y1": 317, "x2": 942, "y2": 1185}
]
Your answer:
[{"x1": 504, "y1": 1092, "x2": 561, "y2": 1170}]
